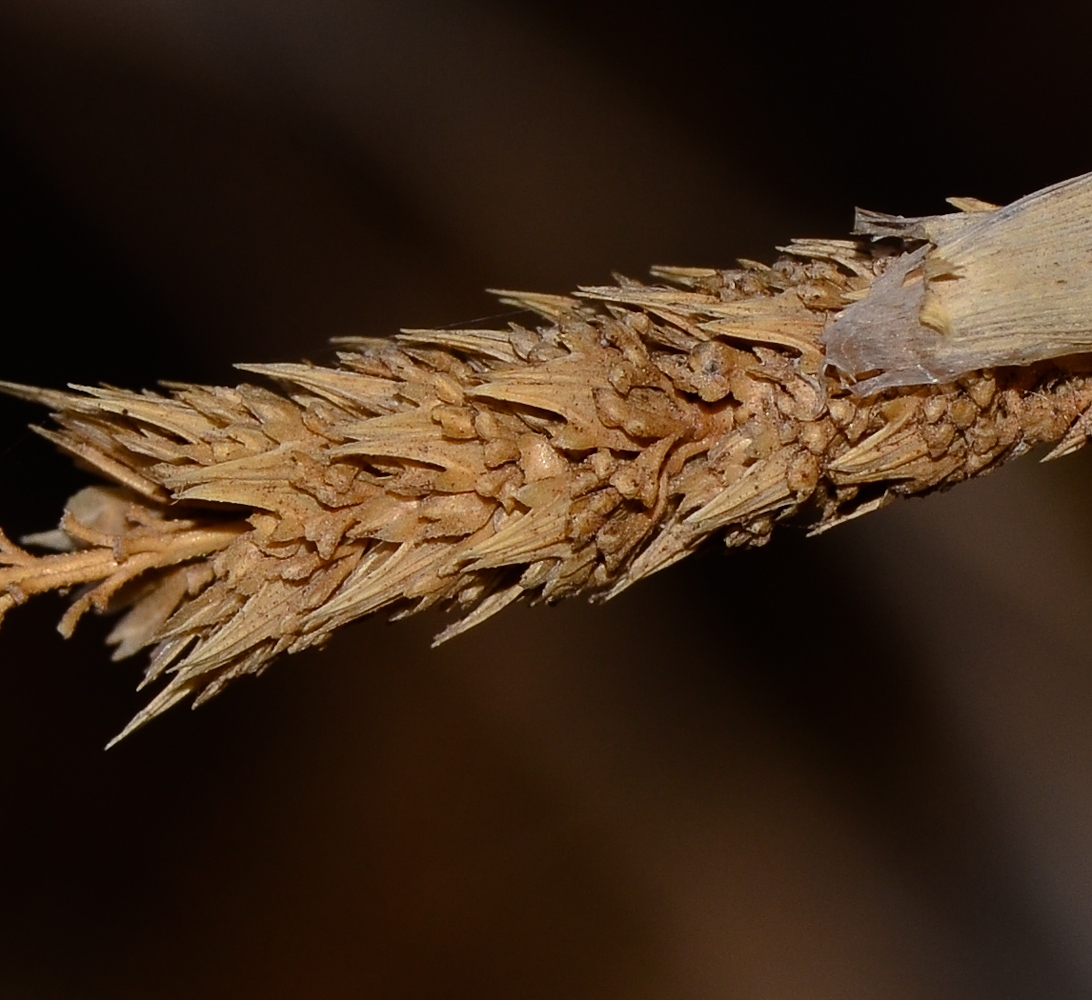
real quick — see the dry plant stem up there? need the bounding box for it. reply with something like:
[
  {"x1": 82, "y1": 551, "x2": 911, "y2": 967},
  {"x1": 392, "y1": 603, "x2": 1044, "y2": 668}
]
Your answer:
[{"x1": 5, "y1": 175, "x2": 1092, "y2": 744}]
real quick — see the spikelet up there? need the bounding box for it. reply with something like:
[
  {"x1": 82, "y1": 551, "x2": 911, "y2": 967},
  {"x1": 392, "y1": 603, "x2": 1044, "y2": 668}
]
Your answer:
[{"x1": 5, "y1": 174, "x2": 1092, "y2": 744}]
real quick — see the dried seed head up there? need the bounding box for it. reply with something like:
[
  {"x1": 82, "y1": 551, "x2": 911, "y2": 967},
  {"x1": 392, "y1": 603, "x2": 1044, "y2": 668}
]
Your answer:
[{"x1": 4, "y1": 175, "x2": 1092, "y2": 744}]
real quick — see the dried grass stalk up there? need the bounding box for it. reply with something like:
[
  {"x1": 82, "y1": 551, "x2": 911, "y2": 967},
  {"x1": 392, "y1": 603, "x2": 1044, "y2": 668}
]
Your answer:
[{"x1": 5, "y1": 174, "x2": 1092, "y2": 744}]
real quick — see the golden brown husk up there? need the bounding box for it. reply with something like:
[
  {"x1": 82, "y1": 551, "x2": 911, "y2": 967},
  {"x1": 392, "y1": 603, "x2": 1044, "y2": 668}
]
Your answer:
[{"x1": 3, "y1": 227, "x2": 1092, "y2": 743}]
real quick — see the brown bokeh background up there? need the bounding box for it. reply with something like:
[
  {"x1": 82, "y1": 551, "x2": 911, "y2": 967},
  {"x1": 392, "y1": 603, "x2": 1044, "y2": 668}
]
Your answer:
[{"x1": 3, "y1": 2, "x2": 1092, "y2": 997}]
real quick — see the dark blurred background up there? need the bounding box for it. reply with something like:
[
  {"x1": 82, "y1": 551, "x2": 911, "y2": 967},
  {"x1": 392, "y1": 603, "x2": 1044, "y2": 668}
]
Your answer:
[{"x1": 3, "y1": 1, "x2": 1092, "y2": 997}]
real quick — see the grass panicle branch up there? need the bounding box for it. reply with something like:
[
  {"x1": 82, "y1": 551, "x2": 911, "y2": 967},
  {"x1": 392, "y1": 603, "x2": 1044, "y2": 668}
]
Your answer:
[{"x1": 4, "y1": 174, "x2": 1092, "y2": 744}]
